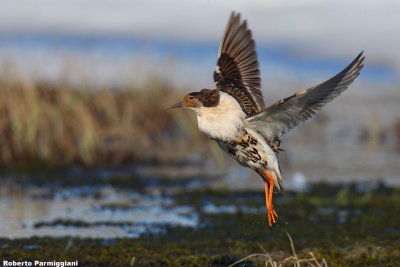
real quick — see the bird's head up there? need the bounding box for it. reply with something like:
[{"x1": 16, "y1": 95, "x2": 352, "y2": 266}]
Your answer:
[{"x1": 168, "y1": 89, "x2": 220, "y2": 110}]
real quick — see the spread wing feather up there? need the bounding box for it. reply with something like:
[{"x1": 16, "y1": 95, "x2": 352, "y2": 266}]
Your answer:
[
  {"x1": 214, "y1": 12, "x2": 265, "y2": 117},
  {"x1": 245, "y1": 52, "x2": 365, "y2": 141}
]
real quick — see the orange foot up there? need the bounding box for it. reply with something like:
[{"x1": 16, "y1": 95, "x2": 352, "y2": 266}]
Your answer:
[{"x1": 264, "y1": 180, "x2": 278, "y2": 227}]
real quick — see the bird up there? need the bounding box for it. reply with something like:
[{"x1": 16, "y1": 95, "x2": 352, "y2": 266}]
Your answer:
[{"x1": 168, "y1": 12, "x2": 364, "y2": 228}]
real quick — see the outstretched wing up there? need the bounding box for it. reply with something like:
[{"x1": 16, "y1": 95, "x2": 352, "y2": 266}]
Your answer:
[
  {"x1": 245, "y1": 52, "x2": 365, "y2": 141},
  {"x1": 214, "y1": 12, "x2": 265, "y2": 117}
]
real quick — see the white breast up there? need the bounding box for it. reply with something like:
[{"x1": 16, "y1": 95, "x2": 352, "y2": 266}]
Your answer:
[{"x1": 196, "y1": 92, "x2": 246, "y2": 142}]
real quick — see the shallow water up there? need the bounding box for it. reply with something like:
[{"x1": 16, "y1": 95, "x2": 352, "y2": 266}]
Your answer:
[
  {"x1": 0, "y1": 184, "x2": 199, "y2": 238},
  {"x1": 0, "y1": 167, "x2": 398, "y2": 240}
]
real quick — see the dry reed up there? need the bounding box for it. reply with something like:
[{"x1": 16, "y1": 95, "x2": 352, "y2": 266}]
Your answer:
[
  {"x1": 229, "y1": 232, "x2": 328, "y2": 267},
  {"x1": 0, "y1": 75, "x2": 210, "y2": 168}
]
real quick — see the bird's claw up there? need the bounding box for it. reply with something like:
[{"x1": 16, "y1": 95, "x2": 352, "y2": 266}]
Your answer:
[{"x1": 267, "y1": 206, "x2": 278, "y2": 228}]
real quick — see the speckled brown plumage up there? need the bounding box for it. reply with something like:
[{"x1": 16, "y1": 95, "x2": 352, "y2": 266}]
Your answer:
[{"x1": 219, "y1": 129, "x2": 285, "y2": 191}]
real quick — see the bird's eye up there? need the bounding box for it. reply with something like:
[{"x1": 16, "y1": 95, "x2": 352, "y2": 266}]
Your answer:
[{"x1": 189, "y1": 96, "x2": 194, "y2": 100}]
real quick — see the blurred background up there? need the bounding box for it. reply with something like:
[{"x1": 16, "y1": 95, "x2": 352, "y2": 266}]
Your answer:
[
  {"x1": 1, "y1": 0, "x2": 399, "y2": 182},
  {"x1": 0, "y1": 1, "x2": 400, "y2": 264}
]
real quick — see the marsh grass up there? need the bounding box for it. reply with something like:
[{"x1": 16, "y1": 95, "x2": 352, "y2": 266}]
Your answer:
[
  {"x1": 0, "y1": 75, "x2": 215, "y2": 168},
  {"x1": 230, "y1": 233, "x2": 328, "y2": 267}
]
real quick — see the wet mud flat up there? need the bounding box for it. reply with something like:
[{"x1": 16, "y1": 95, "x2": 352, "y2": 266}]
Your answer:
[{"x1": 0, "y1": 170, "x2": 400, "y2": 266}]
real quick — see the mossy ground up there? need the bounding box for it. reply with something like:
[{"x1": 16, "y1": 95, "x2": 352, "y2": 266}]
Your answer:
[{"x1": 1, "y1": 180, "x2": 400, "y2": 266}]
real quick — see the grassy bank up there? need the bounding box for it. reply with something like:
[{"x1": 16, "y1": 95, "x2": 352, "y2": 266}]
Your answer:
[
  {"x1": 1, "y1": 74, "x2": 399, "y2": 170},
  {"x1": 0, "y1": 76, "x2": 217, "y2": 169}
]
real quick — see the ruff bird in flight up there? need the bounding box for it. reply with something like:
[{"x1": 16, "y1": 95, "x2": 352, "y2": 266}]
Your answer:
[{"x1": 169, "y1": 12, "x2": 364, "y2": 227}]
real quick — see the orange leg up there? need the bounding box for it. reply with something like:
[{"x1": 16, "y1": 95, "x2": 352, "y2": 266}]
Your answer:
[
  {"x1": 256, "y1": 170, "x2": 278, "y2": 227},
  {"x1": 264, "y1": 181, "x2": 272, "y2": 226},
  {"x1": 263, "y1": 170, "x2": 278, "y2": 220}
]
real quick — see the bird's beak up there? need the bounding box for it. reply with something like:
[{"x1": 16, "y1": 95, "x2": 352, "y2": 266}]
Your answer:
[{"x1": 167, "y1": 101, "x2": 184, "y2": 109}]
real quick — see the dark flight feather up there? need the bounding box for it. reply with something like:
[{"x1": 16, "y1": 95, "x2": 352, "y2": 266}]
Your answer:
[{"x1": 214, "y1": 12, "x2": 265, "y2": 117}]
